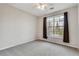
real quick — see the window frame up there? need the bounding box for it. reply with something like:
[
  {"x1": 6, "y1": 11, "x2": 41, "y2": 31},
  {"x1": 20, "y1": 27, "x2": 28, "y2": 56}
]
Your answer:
[{"x1": 47, "y1": 14, "x2": 64, "y2": 39}]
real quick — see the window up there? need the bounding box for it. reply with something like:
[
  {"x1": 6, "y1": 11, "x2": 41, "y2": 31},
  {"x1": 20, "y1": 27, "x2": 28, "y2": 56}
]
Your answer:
[{"x1": 47, "y1": 15, "x2": 64, "y2": 39}]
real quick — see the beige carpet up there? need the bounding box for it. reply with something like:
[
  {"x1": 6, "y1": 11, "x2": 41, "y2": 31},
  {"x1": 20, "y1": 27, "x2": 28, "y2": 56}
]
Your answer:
[{"x1": 0, "y1": 40, "x2": 79, "y2": 56}]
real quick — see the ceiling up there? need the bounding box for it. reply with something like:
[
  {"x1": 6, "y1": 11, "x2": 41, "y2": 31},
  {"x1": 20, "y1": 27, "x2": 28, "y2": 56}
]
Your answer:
[{"x1": 10, "y1": 3, "x2": 77, "y2": 17}]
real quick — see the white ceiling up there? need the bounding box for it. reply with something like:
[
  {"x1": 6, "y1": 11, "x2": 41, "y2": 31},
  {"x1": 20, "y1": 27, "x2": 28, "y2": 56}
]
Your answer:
[{"x1": 10, "y1": 3, "x2": 77, "y2": 17}]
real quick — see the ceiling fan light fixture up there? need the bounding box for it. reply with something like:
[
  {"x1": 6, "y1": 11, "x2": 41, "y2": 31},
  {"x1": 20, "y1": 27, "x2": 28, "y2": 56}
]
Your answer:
[{"x1": 34, "y1": 3, "x2": 48, "y2": 10}]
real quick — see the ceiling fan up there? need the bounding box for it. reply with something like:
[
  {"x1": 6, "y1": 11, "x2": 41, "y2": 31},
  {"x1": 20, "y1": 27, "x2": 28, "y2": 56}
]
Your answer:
[{"x1": 34, "y1": 3, "x2": 54, "y2": 10}]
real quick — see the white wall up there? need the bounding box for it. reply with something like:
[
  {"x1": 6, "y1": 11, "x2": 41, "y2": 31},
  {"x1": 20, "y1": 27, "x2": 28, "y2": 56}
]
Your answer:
[
  {"x1": 37, "y1": 6, "x2": 78, "y2": 48},
  {"x1": 78, "y1": 4, "x2": 79, "y2": 48},
  {"x1": 0, "y1": 4, "x2": 37, "y2": 50}
]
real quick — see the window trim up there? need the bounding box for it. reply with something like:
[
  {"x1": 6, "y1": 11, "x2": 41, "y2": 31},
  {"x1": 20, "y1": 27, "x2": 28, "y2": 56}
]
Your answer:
[{"x1": 47, "y1": 14, "x2": 64, "y2": 39}]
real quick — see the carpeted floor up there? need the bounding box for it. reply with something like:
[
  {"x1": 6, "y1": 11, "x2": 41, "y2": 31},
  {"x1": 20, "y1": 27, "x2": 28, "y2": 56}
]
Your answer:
[{"x1": 0, "y1": 40, "x2": 79, "y2": 56}]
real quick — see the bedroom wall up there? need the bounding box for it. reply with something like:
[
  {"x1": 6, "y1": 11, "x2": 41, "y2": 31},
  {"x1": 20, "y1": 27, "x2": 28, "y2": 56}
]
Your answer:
[
  {"x1": 0, "y1": 4, "x2": 37, "y2": 50},
  {"x1": 37, "y1": 6, "x2": 78, "y2": 48},
  {"x1": 77, "y1": 4, "x2": 79, "y2": 48}
]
